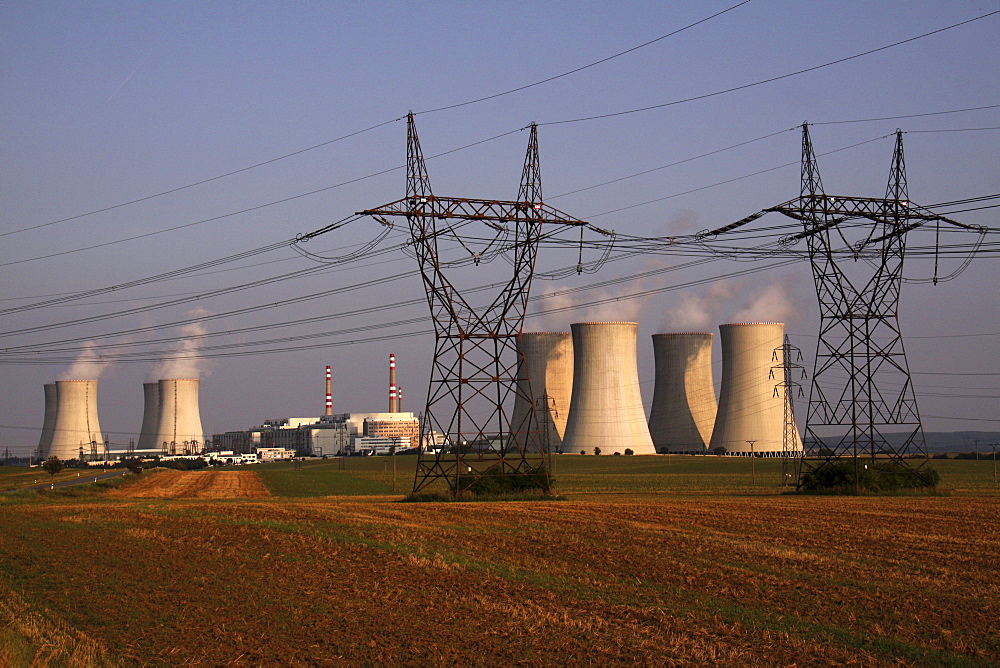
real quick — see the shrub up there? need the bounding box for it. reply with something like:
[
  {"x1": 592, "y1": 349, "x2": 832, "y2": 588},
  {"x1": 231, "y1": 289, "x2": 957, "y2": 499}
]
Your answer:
[
  {"x1": 799, "y1": 459, "x2": 939, "y2": 494},
  {"x1": 624, "y1": 448, "x2": 634, "y2": 456},
  {"x1": 593, "y1": 447, "x2": 601, "y2": 456},
  {"x1": 457, "y1": 464, "x2": 551, "y2": 497},
  {"x1": 713, "y1": 447, "x2": 727, "y2": 456}
]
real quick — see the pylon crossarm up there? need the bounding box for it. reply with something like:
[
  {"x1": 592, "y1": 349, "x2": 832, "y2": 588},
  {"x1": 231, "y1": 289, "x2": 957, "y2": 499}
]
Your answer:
[{"x1": 358, "y1": 196, "x2": 588, "y2": 227}]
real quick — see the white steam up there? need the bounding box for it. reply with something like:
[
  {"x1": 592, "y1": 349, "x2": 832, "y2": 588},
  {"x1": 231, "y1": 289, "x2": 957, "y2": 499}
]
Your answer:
[
  {"x1": 661, "y1": 275, "x2": 801, "y2": 332},
  {"x1": 59, "y1": 341, "x2": 110, "y2": 380},
  {"x1": 151, "y1": 308, "x2": 212, "y2": 380}
]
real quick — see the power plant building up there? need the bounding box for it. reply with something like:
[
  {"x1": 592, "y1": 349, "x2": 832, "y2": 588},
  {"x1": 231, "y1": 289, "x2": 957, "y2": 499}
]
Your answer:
[
  {"x1": 48, "y1": 379, "x2": 104, "y2": 461},
  {"x1": 709, "y1": 323, "x2": 802, "y2": 455},
  {"x1": 648, "y1": 333, "x2": 718, "y2": 453},
  {"x1": 211, "y1": 412, "x2": 419, "y2": 457},
  {"x1": 510, "y1": 332, "x2": 574, "y2": 453},
  {"x1": 562, "y1": 322, "x2": 656, "y2": 455}
]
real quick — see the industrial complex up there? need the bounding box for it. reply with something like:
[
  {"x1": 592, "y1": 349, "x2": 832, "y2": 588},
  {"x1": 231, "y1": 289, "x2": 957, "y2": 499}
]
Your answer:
[{"x1": 33, "y1": 321, "x2": 805, "y2": 465}]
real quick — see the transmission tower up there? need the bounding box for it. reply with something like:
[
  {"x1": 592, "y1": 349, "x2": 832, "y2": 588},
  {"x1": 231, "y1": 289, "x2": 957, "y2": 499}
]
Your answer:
[
  {"x1": 770, "y1": 334, "x2": 805, "y2": 485},
  {"x1": 770, "y1": 125, "x2": 961, "y2": 488},
  {"x1": 357, "y1": 114, "x2": 590, "y2": 496}
]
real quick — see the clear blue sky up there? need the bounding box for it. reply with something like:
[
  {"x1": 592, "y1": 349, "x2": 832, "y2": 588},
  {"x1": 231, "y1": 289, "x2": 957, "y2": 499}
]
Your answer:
[{"x1": 2, "y1": 1, "x2": 998, "y2": 456}]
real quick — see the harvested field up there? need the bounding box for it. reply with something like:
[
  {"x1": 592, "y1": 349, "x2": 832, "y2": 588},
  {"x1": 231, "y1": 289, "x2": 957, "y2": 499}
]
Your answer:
[
  {"x1": 107, "y1": 469, "x2": 270, "y2": 499},
  {"x1": 0, "y1": 492, "x2": 997, "y2": 665}
]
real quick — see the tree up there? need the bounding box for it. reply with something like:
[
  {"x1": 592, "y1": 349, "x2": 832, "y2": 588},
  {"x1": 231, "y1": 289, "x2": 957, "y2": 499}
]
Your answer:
[
  {"x1": 624, "y1": 448, "x2": 634, "y2": 456},
  {"x1": 124, "y1": 458, "x2": 144, "y2": 475},
  {"x1": 593, "y1": 447, "x2": 602, "y2": 456},
  {"x1": 42, "y1": 456, "x2": 64, "y2": 477},
  {"x1": 713, "y1": 446, "x2": 727, "y2": 456}
]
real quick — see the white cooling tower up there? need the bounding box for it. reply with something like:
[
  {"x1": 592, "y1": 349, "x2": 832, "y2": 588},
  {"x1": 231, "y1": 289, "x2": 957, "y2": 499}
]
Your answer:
[
  {"x1": 709, "y1": 323, "x2": 802, "y2": 454},
  {"x1": 648, "y1": 333, "x2": 718, "y2": 453},
  {"x1": 48, "y1": 380, "x2": 103, "y2": 461},
  {"x1": 562, "y1": 322, "x2": 656, "y2": 455},
  {"x1": 154, "y1": 378, "x2": 204, "y2": 455},
  {"x1": 510, "y1": 332, "x2": 574, "y2": 453},
  {"x1": 37, "y1": 383, "x2": 58, "y2": 459},
  {"x1": 136, "y1": 382, "x2": 160, "y2": 451}
]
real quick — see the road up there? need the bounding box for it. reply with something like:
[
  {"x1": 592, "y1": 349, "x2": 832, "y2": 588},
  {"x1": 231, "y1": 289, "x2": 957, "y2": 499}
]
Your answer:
[{"x1": 1, "y1": 469, "x2": 130, "y2": 494}]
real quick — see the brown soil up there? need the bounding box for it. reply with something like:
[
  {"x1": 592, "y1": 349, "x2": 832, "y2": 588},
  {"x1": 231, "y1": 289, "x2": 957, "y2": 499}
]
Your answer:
[
  {"x1": 108, "y1": 469, "x2": 270, "y2": 499},
  {"x1": 1, "y1": 494, "x2": 996, "y2": 665}
]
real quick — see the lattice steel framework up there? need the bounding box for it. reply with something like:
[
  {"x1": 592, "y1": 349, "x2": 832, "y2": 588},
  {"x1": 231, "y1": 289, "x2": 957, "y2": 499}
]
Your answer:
[
  {"x1": 358, "y1": 114, "x2": 588, "y2": 495},
  {"x1": 768, "y1": 125, "x2": 957, "y2": 487},
  {"x1": 770, "y1": 334, "x2": 805, "y2": 484}
]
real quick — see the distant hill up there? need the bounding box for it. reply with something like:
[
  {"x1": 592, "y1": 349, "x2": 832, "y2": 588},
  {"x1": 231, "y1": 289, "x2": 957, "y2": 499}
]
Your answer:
[{"x1": 884, "y1": 431, "x2": 1000, "y2": 453}]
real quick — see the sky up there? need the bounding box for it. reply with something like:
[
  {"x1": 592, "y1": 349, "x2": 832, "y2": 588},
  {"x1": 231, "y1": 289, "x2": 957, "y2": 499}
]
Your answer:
[{"x1": 2, "y1": 0, "x2": 998, "y2": 457}]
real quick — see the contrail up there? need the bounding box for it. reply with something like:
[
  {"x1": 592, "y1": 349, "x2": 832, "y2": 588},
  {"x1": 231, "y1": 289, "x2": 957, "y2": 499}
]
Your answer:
[{"x1": 106, "y1": 61, "x2": 144, "y2": 104}]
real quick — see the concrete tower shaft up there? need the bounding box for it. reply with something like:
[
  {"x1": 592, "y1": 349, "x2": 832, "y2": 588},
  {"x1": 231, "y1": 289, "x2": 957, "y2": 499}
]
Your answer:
[
  {"x1": 511, "y1": 332, "x2": 574, "y2": 453},
  {"x1": 562, "y1": 322, "x2": 656, "y2": 455},
  {"x1": 154, "y1": 378, "x2": 204, "y2": 455},
  {"x1": 648, "y1": 333, "x2": 718, "y2": 453},
  {"x1": 137, "y1": 382, "x2": 161, "y2": 451},
  {"x1": 709, "y1": 323, "x2": 802, "y2": 454},
  {"x1": 37, "y1": 383, "x2": 59, "y2": 459},
  {"x1": 49, "y1": 380, "x2": 103, "y2": 461}
]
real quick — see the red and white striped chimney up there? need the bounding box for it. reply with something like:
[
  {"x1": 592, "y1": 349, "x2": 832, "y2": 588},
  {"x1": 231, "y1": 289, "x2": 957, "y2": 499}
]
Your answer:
[
  {"x1": 397, "y1": 386, "x2": 402, "y2": 412},
  {"x1": 325, "y1": 365, "x2": 333, "y2": 416},
  {"x1": 389, "y1": 354, "x2": 397, "y2": 412}
]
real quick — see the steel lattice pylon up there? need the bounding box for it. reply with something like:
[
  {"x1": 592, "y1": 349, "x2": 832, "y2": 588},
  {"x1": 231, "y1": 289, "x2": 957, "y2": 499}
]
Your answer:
[
  {"x1": 358, "y1": 114, "x2": 588, "y2": 496},
  {"x1": 770, "y1": 334, "x2": 806, "y2": 485},
  {"x1": 769, "y1": 125, "x2": 948, "y2": 488}
]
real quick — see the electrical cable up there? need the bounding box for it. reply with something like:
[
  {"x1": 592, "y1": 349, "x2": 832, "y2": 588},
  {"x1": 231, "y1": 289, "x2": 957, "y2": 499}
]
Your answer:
[{"x1": 539, "y1": 11, "x2": 1000, "y2": 126}]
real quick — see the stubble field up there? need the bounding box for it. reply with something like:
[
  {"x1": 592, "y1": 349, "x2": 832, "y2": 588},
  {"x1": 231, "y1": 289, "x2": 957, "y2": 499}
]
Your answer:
[{"x1": 1, "y1": 458, "x2": 997, "y2": 665}]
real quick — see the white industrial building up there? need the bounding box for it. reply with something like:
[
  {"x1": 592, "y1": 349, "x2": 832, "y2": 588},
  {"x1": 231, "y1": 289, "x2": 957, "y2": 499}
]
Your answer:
[{"x1": 211, "y1": 412, "x2": 419, "y2": 457}]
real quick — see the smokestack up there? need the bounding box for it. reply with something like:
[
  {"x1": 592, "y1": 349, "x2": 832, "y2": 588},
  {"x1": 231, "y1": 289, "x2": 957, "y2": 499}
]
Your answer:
[
  {"x1": 709, "y1": 323, "x2": 801, "y2": 454},
  {"x1": 648, "y1": 333, "x2": 718, "y2": 453},
  {"x1": 37, "y1": 383, "x2": 58, "y2": 459},
  {"x1": 153, "y1": 378, "x2": 205, "y2": 456},
  {"x1": 511, "y1": 332, "x2": 574, "y2": 453},
  {"x1": 562, "y1": 322, "x2": 656, "y2": 455},
  {"x1": 389, "y1": 353, "x2": 398, "y2": 413},
  {"x1": 325, "y1": 365, "x2": 333, "y2": 416},
  {"x1": 49, "y1": 380, "x2": 103, "y2": 461},
  {"x1": 397, "y1": 386, "x2": 402, "y2": 412},
  {"x1": 137, "y1": 382, "x2": 160, "y2": 451}
]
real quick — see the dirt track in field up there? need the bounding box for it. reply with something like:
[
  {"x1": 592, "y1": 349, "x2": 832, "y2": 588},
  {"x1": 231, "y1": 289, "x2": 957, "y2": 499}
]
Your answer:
[{"x1": 108, "y1": 469, "x2": 271, "y2": 498}]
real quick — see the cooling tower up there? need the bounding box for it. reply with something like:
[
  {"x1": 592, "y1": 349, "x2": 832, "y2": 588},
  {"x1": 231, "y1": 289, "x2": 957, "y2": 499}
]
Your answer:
[
  {"x1": 709, "y1": 323, "x2": 802, "y2": 454},
  {"x1": 510, "y1": 332, "x2": 574, "y2": 453},
  {"x1": 562, "y1": 322, "x2": 656, "y2": 455},
  {"x1": 48, "y1": 380, "x2": 103, "y2": 461},
  {"x1": 37, "y1": 383, "x2": 58, "y2": 459},
  {"x1": 154, "y1": 378, "x2": 204, "y2": 455},
  {"x1": 136, "y1": 382, "x2": 160, "y2": 451},
  {"x1": 648, "y1": 333, "x2": 718, "y2": 453}
]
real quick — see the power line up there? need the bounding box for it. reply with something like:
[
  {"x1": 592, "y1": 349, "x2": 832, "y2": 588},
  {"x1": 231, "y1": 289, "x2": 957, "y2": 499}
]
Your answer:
[
  {"x1": 414, "y1": 1, "x2": 752, "y2": 115},
  {"x1": 811, "y1": 103, "x2": 1000, "y2": 126},
  {"x1": 539, "y1": 11, "x2": 1000, "y2": 125},
  {"x1": 3, "y1": 3, "x2": 751, "y2": 241}
]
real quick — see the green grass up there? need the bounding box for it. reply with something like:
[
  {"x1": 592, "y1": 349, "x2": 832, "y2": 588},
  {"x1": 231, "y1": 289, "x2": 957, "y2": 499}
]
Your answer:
[
  {"x1": 241, "y1": 455, "x2": 999, "y2": 498},
  {"x1": 250, "y1": 458, "x2": 402, "y2": 496}
]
